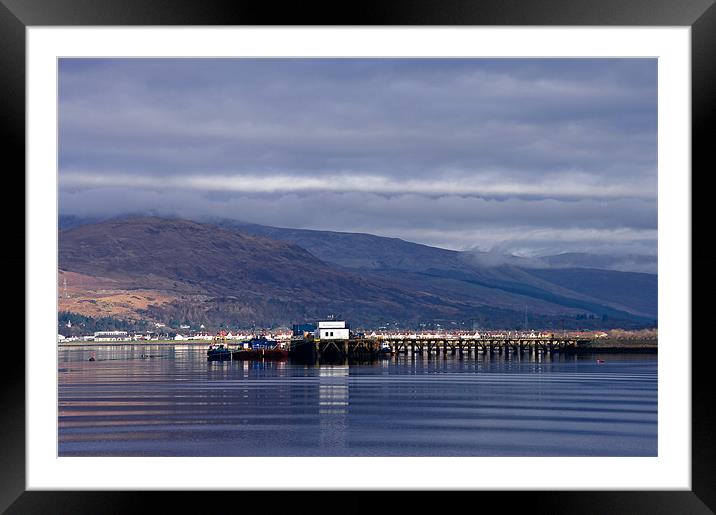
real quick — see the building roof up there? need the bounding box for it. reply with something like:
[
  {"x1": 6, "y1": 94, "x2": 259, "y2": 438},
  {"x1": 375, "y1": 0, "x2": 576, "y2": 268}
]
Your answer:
[{"x1": 318, "y1": 320, "x2": 346, "y2": 329}]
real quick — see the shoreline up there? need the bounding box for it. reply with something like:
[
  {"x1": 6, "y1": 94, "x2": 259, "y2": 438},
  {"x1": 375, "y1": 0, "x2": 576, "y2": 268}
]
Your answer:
[
  {"x1": 58, "y1": 339, "x2": 658, "y2": 352},
  {"x1": 58, "y1": 340, "x2": 215, "y2": 346}
]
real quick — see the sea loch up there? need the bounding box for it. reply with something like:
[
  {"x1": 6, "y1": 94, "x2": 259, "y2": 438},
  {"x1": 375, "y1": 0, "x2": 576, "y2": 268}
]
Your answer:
[{"x1": 58, "y1": 345, "x2": 657, "y2": 457}]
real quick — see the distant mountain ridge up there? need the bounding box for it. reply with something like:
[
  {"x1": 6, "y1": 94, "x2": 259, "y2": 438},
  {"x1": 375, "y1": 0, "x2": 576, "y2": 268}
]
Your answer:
[
  {"x1": 538, "y1": 252, "x2": 657, "y2": 274},
  {"x1": 58, "y1": 216, "x2": 657, "y2": 328},
  {"x1": 216, "y1": 219, "x2": 657, "y2": 320}
]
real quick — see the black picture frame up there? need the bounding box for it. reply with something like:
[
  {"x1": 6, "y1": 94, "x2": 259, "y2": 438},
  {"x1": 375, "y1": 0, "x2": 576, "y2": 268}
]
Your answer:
[{"x1": 3, "y1": 1, "x2": 713, "y2": 513}]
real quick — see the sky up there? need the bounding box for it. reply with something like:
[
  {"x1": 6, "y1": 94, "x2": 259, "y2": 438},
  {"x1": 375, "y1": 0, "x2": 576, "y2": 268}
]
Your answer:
[{"x1": 58, "y1": 58, "x2": 657, "y2": 258}]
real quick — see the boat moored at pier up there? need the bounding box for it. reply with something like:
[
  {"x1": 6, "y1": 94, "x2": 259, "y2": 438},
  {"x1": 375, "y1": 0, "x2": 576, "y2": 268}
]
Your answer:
[
  {"x1": 207, "y1": 330, "x2": 234, "y2": 360},
  {"x1": 207, "y1": 343, "x2": 232, "y2": 360}
]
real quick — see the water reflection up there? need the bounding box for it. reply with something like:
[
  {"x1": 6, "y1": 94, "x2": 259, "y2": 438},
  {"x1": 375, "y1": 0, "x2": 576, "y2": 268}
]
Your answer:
[
  {"x1": 58, "y1": 345, "x2": 657, "y2": 457},
  {"x1": 317, "y1": 365, "x2": 349, "y2": 451},
  {"x1": 318, "y1": 365, "x2": 349, "y2": 414}
]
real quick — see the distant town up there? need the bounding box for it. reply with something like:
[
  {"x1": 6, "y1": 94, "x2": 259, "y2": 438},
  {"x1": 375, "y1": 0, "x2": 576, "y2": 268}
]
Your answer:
[{"x1": 58, "y1": 318, "x2": 656, "y2": 347}]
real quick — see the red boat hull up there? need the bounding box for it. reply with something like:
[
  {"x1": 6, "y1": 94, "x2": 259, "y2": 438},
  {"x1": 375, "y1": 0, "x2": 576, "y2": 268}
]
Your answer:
[{"x1": 259, "y1": 349, "x2": 288, "y2": 360}]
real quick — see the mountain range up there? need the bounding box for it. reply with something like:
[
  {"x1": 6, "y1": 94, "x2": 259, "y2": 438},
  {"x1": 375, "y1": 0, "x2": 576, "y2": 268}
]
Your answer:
[{"x1": 58, "y1": 216, "x2": 657, "y2": 329}]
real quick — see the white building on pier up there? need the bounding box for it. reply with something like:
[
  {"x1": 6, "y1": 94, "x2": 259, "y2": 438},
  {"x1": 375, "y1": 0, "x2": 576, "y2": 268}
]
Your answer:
[{"x1": 315, "y1": 320, "x2": 350, "y2": 340}]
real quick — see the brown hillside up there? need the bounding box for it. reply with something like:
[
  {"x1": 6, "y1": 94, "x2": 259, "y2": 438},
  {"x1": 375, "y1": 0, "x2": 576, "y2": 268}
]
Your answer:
[{"x1": 58, "y1": 218, "x2": 472, "y2": 325}]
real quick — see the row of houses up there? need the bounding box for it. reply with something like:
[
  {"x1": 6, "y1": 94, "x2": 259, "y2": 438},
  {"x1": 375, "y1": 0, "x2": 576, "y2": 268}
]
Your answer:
[
  {"x1": 58, "y1": 330, "x2": 213, "y2": 342},
  {"x1": 58, "y1": 330, "x2": 295, "y2": 343}
]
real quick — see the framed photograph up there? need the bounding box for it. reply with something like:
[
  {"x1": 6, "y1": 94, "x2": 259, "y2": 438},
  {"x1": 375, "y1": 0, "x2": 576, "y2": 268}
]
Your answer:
[{"x1": 6, "y1": 0, "x2": 714, "y2": 513}]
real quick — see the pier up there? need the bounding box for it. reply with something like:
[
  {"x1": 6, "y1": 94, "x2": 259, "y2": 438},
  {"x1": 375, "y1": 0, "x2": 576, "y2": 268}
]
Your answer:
[{"x1": 289, "y1": 335, "x2": 591, "y2": 362}]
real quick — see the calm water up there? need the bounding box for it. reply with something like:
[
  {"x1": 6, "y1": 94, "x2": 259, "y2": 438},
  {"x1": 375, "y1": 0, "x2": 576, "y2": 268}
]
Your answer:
[{"x1": 58, "y1": 345, "x2": 657, "y2": 456}]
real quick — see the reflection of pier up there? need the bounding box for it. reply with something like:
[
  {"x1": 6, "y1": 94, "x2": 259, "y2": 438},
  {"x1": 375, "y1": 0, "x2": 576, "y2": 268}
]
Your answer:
[
  {"x1": 289, "y1": 336, "x2": 591, "y2": 362},
  {"x1": 318, "y1": 365, "x2": 349, "y2": 451},
  {"x1": 318, "y1": 366, "x2": 349, "y2": 413}
]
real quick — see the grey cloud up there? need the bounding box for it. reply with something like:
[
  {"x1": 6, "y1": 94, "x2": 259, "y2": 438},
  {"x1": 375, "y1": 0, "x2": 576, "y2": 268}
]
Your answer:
[
  {"x1": 58, "y1": 58, "x2": 657, "y2": 258},
  {"x1": 59, "y1": 187, "x2": 657, "y2": 254},
  {"x1": 59, "y1": 58, "x2": 656, "y2": 178}
]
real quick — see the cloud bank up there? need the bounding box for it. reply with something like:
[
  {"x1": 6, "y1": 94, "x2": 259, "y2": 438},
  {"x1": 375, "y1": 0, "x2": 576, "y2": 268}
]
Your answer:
[{"x1": 59, "y1": 58, "x2": 657, "y2": 257}]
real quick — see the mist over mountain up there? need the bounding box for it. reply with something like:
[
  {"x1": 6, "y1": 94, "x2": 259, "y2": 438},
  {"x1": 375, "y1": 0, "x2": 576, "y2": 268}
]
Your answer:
[{"x1": 536, "y1": 252, "x2": 657, "y2": 274}]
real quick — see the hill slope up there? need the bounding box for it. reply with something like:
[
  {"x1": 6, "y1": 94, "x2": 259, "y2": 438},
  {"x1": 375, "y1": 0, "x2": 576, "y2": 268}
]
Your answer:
[
  {"x1": 219, "y1": 220, "x2": 657, "y2": 320},
  {"x1": 58, "y1": 217, "x2": 656, "y2": 328},
  {"x1": 58, "y1": 218, "x2": 478, "y2": 326}
]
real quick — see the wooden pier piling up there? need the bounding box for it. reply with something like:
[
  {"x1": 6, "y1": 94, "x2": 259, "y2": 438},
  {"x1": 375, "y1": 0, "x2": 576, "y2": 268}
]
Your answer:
[{"x1": 289, "y1": 335, "x2": 590, "y2": 362}]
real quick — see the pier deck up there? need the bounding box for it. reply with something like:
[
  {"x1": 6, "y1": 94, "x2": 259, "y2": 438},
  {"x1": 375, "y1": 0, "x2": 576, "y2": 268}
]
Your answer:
[{"x1": 289, "y1": 336, "x2": 591, "y2": 361}]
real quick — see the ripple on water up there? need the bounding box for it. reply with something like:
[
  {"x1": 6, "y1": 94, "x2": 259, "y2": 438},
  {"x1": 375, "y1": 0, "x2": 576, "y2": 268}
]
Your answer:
[{"x1": 58, "y1": 345, "x2": 657, "y2": 457}]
